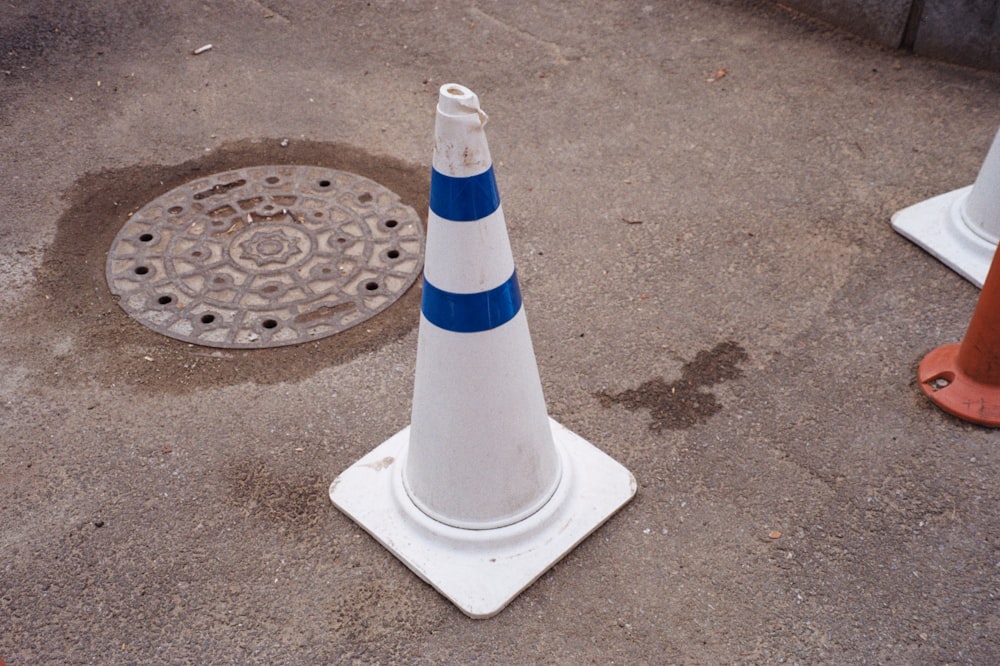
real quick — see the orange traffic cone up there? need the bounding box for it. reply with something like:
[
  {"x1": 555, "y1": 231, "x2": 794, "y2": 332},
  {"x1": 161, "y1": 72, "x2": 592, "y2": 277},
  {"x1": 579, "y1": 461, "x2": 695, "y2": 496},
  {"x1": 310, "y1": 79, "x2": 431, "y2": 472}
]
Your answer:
[{"x1": 919, "y1": 247, "x2": 1000, "y2": 425}]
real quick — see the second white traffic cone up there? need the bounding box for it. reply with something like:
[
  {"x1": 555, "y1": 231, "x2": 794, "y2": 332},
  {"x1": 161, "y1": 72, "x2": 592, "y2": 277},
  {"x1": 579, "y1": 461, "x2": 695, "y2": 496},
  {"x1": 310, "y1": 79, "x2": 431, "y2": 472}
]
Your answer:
[
  {"x1": 330, "y1": 84, "x2": 636, "y2": 618},
  {"x1": 892, "y1": 127, "x2": 1000, "y2": 288}
]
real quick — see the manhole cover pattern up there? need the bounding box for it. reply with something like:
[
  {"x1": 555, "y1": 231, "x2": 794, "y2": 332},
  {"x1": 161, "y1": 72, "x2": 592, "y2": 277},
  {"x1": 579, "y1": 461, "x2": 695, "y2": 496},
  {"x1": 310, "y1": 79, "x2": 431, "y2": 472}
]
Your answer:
[{"x1": 106, "y1": 165, "x2": 425, "y2": 348}]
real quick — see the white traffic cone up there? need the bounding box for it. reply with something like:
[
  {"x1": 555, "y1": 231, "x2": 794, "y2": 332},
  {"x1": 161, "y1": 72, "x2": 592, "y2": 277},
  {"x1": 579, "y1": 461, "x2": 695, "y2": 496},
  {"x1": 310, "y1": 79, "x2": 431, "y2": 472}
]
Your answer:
[
  {"x1": 330, "y1": 84, "x2": 636, "y2": 618},
  {"x1": 892, "y1": 127, "x2": 1000, "y2": 288}
]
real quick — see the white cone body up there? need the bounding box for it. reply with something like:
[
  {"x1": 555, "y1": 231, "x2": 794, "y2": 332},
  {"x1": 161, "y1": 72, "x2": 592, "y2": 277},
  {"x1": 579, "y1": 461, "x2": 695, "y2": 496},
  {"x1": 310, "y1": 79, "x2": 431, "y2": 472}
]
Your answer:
[
  {"x1": 330, "y1": 84, "x2": 636, "y2": 617},
  {"x1": 890, "y1": 126, "x2": 1000, "y2": 288},
  {"x1": 402, "y1": 84, "x2": 561, "y2": 530},
  {"x1": 962, "y1": 128, "x2": 1000, "y2": 244}
]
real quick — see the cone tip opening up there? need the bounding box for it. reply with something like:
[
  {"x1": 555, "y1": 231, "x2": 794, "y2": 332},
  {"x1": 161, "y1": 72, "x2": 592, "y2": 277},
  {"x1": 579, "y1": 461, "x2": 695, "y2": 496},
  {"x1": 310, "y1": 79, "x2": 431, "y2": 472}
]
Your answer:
[{"x1": 438, "y1": 83, "x2": 484, "y2": 119}]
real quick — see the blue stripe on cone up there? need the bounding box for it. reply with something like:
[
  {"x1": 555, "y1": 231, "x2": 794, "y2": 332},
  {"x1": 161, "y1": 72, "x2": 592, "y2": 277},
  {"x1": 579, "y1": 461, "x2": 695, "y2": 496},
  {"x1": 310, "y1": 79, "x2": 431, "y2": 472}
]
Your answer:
[
  {"x1": 421, "y1": 270, "x2": 523, "y2": 333},
  {"x1": 429, "y1": 167, "x2": 501, "y2": 222}
]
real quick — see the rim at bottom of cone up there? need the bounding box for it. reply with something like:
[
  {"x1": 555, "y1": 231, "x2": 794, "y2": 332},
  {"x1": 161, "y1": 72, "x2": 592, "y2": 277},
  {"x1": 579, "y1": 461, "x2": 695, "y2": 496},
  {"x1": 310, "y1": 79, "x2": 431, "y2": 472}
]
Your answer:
[{"x1": 918, "y1": 342, "x2": 1000, "y2": 427}]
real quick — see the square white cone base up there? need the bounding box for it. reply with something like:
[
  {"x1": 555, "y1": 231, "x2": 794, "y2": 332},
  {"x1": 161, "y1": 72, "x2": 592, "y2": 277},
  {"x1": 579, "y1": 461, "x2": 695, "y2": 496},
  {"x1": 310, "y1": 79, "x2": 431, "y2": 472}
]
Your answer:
[
  {"x1": 329, "y1": 417, "x2": 636, "y2": 619},
  {"x1": 891, "y1": 185, "x2": 993, "y2": 288}
]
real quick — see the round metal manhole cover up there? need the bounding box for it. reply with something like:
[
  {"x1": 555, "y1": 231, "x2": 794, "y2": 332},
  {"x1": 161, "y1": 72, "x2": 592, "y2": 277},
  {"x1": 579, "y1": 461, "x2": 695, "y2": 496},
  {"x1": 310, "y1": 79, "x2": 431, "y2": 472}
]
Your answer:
[{"x1": 106, "y1": 165, "x2": 425, "y2": 348}]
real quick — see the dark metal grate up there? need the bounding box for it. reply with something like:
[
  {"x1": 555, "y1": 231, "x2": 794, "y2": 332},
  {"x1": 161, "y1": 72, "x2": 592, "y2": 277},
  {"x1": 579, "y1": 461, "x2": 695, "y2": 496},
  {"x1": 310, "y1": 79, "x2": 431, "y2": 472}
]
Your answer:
[{"x1": 106, "y1": 165, "x2": 424, "y2": 348}]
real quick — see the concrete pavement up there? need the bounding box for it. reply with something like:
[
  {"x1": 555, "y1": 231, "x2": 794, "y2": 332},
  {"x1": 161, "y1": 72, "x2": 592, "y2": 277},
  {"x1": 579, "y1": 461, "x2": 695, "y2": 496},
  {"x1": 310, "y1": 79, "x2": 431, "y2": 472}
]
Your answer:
[{"x1": 1, "y1": 1, "x2": 998, "y2": 663}]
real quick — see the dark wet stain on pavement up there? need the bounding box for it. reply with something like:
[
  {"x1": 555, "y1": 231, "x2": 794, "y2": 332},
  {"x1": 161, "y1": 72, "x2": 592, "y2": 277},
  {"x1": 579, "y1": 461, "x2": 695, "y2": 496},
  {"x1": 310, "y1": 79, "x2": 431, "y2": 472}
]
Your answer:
[{"x1": 597, "y1": 340, "x2": 748, "y2": 430}]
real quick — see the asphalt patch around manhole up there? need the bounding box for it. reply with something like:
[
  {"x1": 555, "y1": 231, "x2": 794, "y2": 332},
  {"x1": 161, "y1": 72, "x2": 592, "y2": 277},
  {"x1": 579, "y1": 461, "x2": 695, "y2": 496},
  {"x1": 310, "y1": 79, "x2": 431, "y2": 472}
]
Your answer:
[
  {"x1": 9, "y1": 139, "x2": 428, "y2": 395},
  {"x1": 596, "y1": 340, "x2": 749, "y2": 430}
]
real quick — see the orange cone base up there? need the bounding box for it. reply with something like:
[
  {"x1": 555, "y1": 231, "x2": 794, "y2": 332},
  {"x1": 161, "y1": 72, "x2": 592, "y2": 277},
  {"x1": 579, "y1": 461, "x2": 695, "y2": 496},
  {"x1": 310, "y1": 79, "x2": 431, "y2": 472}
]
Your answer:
[{"x1": 918, "y1": 342, "x2": 1000, "y2": 426}]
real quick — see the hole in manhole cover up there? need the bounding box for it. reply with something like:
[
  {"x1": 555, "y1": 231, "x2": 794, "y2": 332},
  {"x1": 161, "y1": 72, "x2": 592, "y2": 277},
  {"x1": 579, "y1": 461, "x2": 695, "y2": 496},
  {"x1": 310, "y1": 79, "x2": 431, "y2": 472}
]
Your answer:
[{"x1": 106, "y1": 165, "x2": 425, "y2": 348}]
